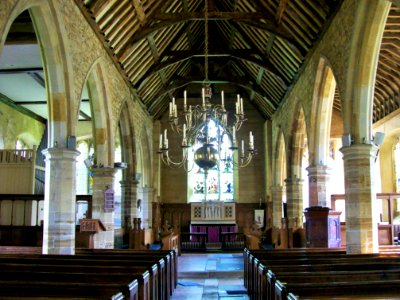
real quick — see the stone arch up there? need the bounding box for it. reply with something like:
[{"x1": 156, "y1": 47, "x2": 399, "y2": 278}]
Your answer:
[
  {"x1": 29, "y1": 2, "x2": 74, "y2": 146},
  {"x1": 84, "y1": 60, "x2": 114, "y2": 166},
  {"x1": 310, "y1": 57, "x2": 337, "y2": 166},
  {"x1": 117, "y1": 100, "x2": 138, "y2": 229},
  {"x1": 307, "y1": 57, "x2": 339, "y2": 207},
  {"x1": 289, "y1": 105, "x2": 308, "y2": 179},
  {"x1": 272, "y1": 130, "x2": 287, "y2": 228},
  {"x1": 343, "y1": 2, "x2": 391, "y2": 142},
  {"x1": 286, "y1": 104, "x2": 308, "y2": 228}
]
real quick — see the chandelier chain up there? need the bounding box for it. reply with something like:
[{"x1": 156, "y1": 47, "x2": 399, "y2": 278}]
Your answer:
[{"x1": 204, "y1": 0, "x2": 209, "y2": 83}]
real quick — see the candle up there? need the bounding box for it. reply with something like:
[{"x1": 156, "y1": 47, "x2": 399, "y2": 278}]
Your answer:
[
  {"x1": 184, "y1": 90, "x2": 187, "y2": 111},
  {"x1": 221, "y1": 91, "x2": 224, "y2": 108},
  {"x1": 241, "y1": 139, "x2": 245, "y2": 157},
  {"x1": 164, "y1": 129, "x2": 168, "y2": 148},
  {"x1": 232, "y1": 126, "x2": 236, "y2": 142},
  {"x1": 240, "y1": 97, "x2": 244, "y2": 114},
  {"x1": 174, "y1": 104, "x2": 177, "y2": 117},
  {"x1": 183, "y1": 124, "x2": 186, "y2": 139},
  {"x1": 249, "y1": 131, "x2": 254, "y2": 145},
  {"x1": 169, "y1": 102, "x2": 172, "y2": 117},
  {"x1": 159, "y1": 134, "x2": 162, "y2": 150},
  {"x1": 202, "y1": 88, "x2": 205, "y2": 107}
]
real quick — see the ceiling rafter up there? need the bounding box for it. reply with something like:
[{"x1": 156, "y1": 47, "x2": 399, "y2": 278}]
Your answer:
[
  {"x1": 117, "y1": 11, "x2": 302, "y2": 61},
  {"x1": 134, "y1": 49, "x2": 288, "y2": 89}
]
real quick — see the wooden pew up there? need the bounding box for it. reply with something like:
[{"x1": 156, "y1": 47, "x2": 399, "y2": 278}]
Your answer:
[
  {"x1": 76, "y1": 248, "x2": 177, "y2": 299},
  {"x1": 0, "y1": 260, "x2": 149, "y2": 300},
  {"x1": 275, "y1": 278, "x2": 400, "y2": 300},
  {"x1": 269, "y1": 268, "x2": 400, "y2": 300},
  {"x1": 0, "y1": 247, "x2": 177, "y2": 300},
  {"x1": 245, "y1": 248, "x2": 400, "y2": 300},
  {"x1": 0, "y1": 271, "x2": 140, "y2": 300},
  {"x1": 0, "y1": 250, "x2": 176, "y2": 300}
]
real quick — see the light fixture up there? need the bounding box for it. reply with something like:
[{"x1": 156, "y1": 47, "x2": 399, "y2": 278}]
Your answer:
[{"x1": 157, "y1": 0, "x2": 255, "y2": 172}]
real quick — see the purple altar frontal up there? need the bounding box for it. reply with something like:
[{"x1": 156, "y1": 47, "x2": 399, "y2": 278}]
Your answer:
[{"x1": 190, "y1": 224, "x2": 237, "y2": 243}]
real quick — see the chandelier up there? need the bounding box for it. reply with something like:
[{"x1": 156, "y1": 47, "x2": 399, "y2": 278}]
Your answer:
[{"x1": 157, "y1": 0, "x2": 255, "y2": 172}]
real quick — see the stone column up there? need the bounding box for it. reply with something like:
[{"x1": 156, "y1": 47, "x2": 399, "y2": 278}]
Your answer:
[
  {"x1": 120, "y1": 174, "x2": 141, "y2": 228},
  {"x1": 271, "y1": 185, "x2": 284, "y2": 228},
  {"x1": 42, "y1": 147, "x2": 79, "y2": 255},
  {"x1": 285, "y1": 177, "x2": 303, "y2": 229},
  {"x1": 340, "y1": 144, "x2": 379, "y2": 254},
  {"x1": 91, "y1": 167, "x2": 116, "y2": 249},
  {"x1": 140, "y1": 187, "x2": 155, "y2": 229},
  {"x1": 307, "y1": 165, "x2": 330, "y2": 207}
]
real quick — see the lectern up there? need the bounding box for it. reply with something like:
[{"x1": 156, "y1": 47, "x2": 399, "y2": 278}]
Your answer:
[
  {"x1": 304, "y1": 206, "x2": 341, "y2": 248},
  {"x1": 76, "y1": 219, "x2": 106, "y2": 248}
]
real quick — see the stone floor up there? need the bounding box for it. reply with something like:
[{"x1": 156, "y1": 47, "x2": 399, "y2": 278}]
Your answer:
[{"x1": 171, "y1": 252, "x2": 249, "y2": 300}]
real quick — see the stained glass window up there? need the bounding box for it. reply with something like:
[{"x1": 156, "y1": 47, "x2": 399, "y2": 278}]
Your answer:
[{"x1": 188, "y1": 119, "x2": 234, "y2": 202}]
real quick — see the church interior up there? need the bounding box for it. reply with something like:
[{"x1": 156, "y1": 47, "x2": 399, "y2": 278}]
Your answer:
[{"x1": 0, "y1": 0, "x2": 400, "y2": 299}]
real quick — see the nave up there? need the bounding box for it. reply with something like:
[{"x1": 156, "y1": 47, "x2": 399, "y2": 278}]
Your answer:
[{"x1": 172, "y1": 253, "x2": 248, "y2": 300}]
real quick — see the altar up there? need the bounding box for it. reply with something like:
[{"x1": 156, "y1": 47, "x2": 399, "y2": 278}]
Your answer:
[{"x1": 190, "y1": 202, "x2": 237, "y2": 244}]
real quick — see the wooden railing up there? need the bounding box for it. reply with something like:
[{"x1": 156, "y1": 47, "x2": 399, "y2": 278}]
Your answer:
[
  {"x1": 0, "y1": 149, "x2": 35, "y2": 164},
  {"x1": 331, "y1": 193, "x2": 400, "y2": 245},
  {"x1": 0, "y1": 194, "x2": 92, "y2": 226}
]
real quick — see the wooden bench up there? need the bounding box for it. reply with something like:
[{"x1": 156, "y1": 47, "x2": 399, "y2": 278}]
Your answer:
[
  {"x1": 245, "y1": 248, "x2": 400, "y2": 300},
  {"x1": 76, "y1": 248, "x2": 177, "y2": 299},
  {"x1": 276, "y1": 279, "x2": 400, "y2": 300},
  {"x1": 0, "y1": 250, "x2": 175, "y2": 300},
  {"x1": 0, "y1": 259, "x2": 149, "y2": 300},
  {"x1": 269, "y1": 268, "x2": 400, "y2": 300}
]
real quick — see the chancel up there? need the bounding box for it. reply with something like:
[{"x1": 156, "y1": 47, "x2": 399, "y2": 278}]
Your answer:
[{"x1": 0, "y1": 0, "x2": 400, "y2": 299}]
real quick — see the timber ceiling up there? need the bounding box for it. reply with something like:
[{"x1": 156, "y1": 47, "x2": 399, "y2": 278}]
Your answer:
[
  {"x1": 1, "y1": 1, "x2": 399, "y2": 126},
  {"x1": 76, "y1": 0, "x2": 345, "y2": 120}
]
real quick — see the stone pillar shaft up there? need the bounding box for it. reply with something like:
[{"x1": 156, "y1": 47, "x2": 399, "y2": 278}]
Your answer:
[
  {"x1": 140, "y1": 187, "x2": 155, "y2": 229},
  {"x1": 120, "y1": 177, "x2": 140, "y2": 228},
  {"x1": 285, "y1": 177, "x2": 303, "y2": 228},
  {"x1": 271, "y1": 185, "x2": 284, "y2": 228},
  {"x1": 91, "y1": 167, "x2": 116, "y2": 249},
  {"x1": 341, "y1": 144, "x2": 379, "y2": 254},
  {"x1": 42, "y1": 148, "x2": 79, "y2": 255},
  {"x1": 307, "y1": 165, "x2": 330, "y2": 207}
]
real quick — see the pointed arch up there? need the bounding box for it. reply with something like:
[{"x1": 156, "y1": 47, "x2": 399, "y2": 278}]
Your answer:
[
  {"x1": 310, "y1": 57, "x2": 337, "y2": 166},
  {"x1": 85, "y1": 60, "x2": 114, "y2": 166}
]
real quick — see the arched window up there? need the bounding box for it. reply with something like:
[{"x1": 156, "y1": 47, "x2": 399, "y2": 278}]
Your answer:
[{"x1": 188, "y1": 119, "x2": 234, "y2": 202}]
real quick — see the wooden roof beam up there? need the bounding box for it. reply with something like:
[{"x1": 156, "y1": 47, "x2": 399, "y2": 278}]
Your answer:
[
  {"x1": 118, "y1": 12, "x2": 302, "y2": 61},
  {"x1": 134, "y1": 50, "x2": 288, "y2": 89}
]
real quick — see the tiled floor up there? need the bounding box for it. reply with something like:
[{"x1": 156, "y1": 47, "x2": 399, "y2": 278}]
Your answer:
[{"x1": 171, "y1": 252, "x2": 249, "y2": 300}]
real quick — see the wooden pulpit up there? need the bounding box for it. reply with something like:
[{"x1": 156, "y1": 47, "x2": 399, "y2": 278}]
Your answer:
[
  {"x1": 304, "y1": 206, "x2": 341, "y2": 248},
  {"x1": 76, "y1": 219, "x2": 106, "y2": 249}
]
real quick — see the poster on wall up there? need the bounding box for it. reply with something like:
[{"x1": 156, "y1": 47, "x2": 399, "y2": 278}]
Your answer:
[{"x1": 254, "y1": 209, "x2": 264, "y2": 228}]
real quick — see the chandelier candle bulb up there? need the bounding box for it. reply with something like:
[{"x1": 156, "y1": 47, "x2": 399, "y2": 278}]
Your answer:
[
  {"x1": 202, "y1": 88, "x2": 205, "y2": 108},
  {"x1": 183, "y1": 124, "x2": 186, "y2": 140},
  {"x1": 169, "y1": 102, "x2": 172, "y2": 117},
  {"x1": 232, "y1": 126, "x2": 236, "y2": 142},
  {"x1": 221, "y1": 91, "x2": 225, "y2": 108},
  {"x1": 159, "y1": 134, "x2": 162, "y2": 150},
  {"x1": 240, "y1": 98, "x2": 244, "y2": 114},
  {"x1": 184, "y1": 90, "x2": 187, "y2": 111},
  {"x1": 249, "y1": 131, "x2": 254, "y2": 147},
  {"x1": 241, "y1": 139, "x2": 245, "y2": 157},
  {"x1": 164, "y1": 129, "x2": 168, "y2": 149}
]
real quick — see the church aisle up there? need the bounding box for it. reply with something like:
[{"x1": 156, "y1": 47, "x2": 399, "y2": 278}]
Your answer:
[{"x1": 171, "y1": 252, "x2": 249, "y2": 300}]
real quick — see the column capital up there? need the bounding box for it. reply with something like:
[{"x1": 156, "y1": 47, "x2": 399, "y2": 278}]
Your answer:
[
  {"x1": 42, "y1": 147, "x2": 80, "y2": 161},
  {"x1": 284, "y1": 176, "x2": 303, "y2": 185},
  {"x1": 306, "y1": 164, "x2": 330, "y2": 175},
  {"x1": 340, "y1": 143, "x2": 379, "y2": 161},
  {"x1": 91, "y1": 166, "x2": 116, "y2": 177}
]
